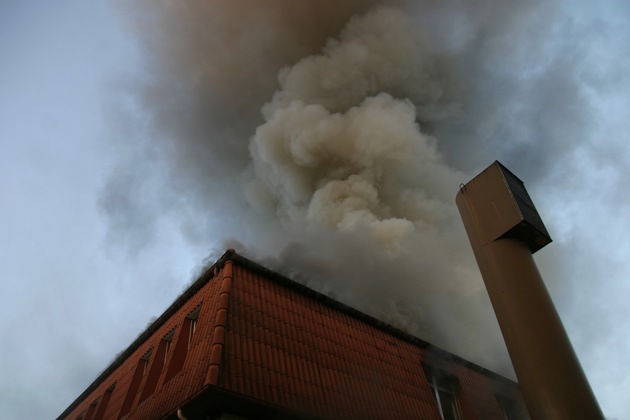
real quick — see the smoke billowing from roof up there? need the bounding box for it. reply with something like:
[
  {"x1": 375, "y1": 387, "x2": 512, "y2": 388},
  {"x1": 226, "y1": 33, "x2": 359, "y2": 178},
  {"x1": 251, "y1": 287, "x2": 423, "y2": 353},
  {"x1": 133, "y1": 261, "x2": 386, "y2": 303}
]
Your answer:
[
  {"x1": 248, "y1": 8, "x2": 460, "y2": 249},
  {"x1": 105, "y1": 0, "x2": 630, "y2": 389}
]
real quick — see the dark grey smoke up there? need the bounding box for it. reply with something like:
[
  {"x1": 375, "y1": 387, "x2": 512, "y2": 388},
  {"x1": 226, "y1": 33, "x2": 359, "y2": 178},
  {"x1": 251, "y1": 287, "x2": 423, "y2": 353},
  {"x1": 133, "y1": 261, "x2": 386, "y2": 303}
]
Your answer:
[{"x1": 104, "y1": 0, "x2": 630, "y2": 415}]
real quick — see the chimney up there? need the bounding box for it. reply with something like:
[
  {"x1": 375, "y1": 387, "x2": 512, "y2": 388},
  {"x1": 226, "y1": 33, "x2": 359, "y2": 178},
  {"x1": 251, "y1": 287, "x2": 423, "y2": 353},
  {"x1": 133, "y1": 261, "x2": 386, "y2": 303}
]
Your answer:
[{"x1": 456, "y1": 161, "x2": 603, "y2": 420}]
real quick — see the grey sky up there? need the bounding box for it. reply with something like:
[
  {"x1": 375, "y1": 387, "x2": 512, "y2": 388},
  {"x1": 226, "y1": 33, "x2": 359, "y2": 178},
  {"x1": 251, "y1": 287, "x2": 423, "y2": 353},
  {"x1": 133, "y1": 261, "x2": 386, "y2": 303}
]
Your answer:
[
  {"x1": 0, "y1": 1, "x2": 211, "y2": 417},
  {"x1": 1, "y1": 1, "x2": 629, "y2": 419}
]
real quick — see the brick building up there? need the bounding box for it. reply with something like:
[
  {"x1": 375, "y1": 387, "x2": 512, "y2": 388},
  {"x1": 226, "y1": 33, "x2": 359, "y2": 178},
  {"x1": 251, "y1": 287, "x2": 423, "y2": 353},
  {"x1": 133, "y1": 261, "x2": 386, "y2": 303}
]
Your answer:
[{"x1": 57, "y1": 249, "x2": 527, "y2": 419}]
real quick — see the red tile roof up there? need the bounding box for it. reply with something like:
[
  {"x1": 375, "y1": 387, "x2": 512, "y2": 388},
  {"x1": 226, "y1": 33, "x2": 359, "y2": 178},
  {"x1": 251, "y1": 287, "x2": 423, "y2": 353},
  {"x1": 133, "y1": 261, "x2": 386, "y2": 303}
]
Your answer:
[{"x1": 58, "y1": 250, "x2": 522, "y2": 420}]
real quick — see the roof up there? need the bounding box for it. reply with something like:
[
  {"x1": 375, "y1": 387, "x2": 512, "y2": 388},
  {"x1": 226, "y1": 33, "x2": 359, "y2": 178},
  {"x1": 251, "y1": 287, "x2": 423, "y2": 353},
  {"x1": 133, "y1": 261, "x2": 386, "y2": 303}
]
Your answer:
[{"x1": 58, "y1": 249, "x2": 520, "y2": 419}]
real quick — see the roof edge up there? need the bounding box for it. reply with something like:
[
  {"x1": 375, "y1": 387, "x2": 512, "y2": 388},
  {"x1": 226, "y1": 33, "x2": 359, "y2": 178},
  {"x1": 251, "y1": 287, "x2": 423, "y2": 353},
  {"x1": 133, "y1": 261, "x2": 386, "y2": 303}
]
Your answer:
[
  {"x1": 58, "y1": 248, "x2": 518, "y2": 418},
  {"x1": 55, "y1": 250, "x2": 236, "y2": 420},
  {"x1": 204, "y1": 259, "x2": 233, "y2": 386}
]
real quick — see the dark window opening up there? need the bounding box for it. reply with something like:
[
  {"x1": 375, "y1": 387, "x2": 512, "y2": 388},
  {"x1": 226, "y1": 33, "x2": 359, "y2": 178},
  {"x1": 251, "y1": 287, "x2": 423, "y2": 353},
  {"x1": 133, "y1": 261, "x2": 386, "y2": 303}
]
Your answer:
[
  {"x1": 84, "y1": 398, "x2": 98, "y2": 420},
  {"x1": 164, "y1": 304, "x2": 202, "y2": 383},
  {"x1": 139, "y1": 331, "x2": 173, "y2": 403},
  {"x1": 164, "y1": 319, "x2": 190, "y2": 382},
  {"x1": 423, "y1": 365, "x2": 462, "y2": 420},
  {"x1": 190, "y1": 317, "x2": 198, "y2": 336},
  {"x1": 497, "y1": 395, "x2": 527, "y2": 420},
  {"x1": 118, "y1": 357, "x2": 148, "y2": 419},
  {"x1": 93, "y1": 383, "x2": 115, "y2": 420},
  {"x1": 163, "y1": 329, "x2": 175, "y2": 360},
  {"x1": 188, "y1": 303, "x2": 202, "y2": 347}
]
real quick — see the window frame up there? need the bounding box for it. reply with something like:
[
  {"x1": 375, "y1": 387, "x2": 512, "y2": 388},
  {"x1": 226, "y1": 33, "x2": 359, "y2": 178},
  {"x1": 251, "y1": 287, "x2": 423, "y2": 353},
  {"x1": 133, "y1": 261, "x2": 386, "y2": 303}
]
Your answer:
[
  {"x1": 496, "y1": 393, "x2": 527, "y2": 420},
  {"x1": 423, "y1": 364, "x2": 462, "y2": 420},
  {"x1": 92, "y1": 383, "x2": 115, "y2": 420},
  {"x1": 138, "y1": 331, "x2": 174, "y2": 403}
]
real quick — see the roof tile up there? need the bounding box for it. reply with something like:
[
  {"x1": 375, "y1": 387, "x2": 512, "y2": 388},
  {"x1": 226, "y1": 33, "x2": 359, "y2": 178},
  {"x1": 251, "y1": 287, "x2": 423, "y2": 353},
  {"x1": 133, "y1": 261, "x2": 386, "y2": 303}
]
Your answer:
[{"x1": 59, "y1": 251, "x2": 524, "y2": 420}]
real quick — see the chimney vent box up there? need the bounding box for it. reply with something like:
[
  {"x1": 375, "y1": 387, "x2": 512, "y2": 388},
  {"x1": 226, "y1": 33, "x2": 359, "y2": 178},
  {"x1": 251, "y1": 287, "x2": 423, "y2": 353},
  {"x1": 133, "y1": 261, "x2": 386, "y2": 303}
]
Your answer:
[{"x1": 459, "y1": 161, "x2": 551, "y2": 253}]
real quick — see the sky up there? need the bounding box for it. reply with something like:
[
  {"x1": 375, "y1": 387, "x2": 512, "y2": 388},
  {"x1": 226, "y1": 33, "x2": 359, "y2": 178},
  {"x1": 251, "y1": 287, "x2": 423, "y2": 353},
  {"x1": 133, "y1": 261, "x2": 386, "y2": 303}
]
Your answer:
[{"x1": 1, "y1": 0, "x2": 629, "y2": 419}]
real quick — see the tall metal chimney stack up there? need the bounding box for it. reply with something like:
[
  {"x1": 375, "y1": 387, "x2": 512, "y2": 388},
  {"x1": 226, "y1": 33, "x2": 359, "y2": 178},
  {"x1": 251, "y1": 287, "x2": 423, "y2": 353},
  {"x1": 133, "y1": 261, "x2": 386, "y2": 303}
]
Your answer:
[{"x1": 456, "y1": 161, "x2": 603, "y2": 420}]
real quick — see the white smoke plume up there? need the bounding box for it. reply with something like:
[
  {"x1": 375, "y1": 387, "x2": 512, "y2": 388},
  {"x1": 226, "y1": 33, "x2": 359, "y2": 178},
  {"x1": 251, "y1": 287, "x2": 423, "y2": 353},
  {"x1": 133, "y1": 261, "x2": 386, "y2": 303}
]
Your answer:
[
  {"x1": 105, "y1": 0, "x2": 509, "y2": 373},
  {"x1": 247, "y1": 8, "x2": 460, "y2": 250},
  {"x1": 239, "y1": 9, "x2": 501, "y2": 372},
  {"x1": 240, "y1": 6, "x2": 498, "y2": 367},
  {"x1": 106, "y1": 1, "x2": 630, "y2": 413},
  {"x1": 250, "y1": 93, "x2": 455, "y2": 246}
]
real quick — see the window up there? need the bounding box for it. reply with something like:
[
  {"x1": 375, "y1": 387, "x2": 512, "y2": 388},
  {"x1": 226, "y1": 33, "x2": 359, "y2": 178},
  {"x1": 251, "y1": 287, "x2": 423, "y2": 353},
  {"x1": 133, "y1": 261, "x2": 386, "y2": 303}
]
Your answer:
[
  {"x1": 164, "y1": 304, "x2": 201, "y2": 382},
  {"x1": 423, "y1": 365, "x2": 462, "y2": 420},
  {"x1": 190, "y1": 316, "x2": 198, "y2": 336},
  {"x1": 164, "y1": 340, "x2": 172, "y2": 359},
  {"x1": 118, "y1": 355, "x2": 149, "y2": 419},
  {"x1": 93, "y1": 383, "x2": 115, "y2": 420},
  {"x1": 188, "y1": 304, "x2": 202, "y2": 347},
  {"x1": 496, "y1": 395, "x2": 527, "y2": 420},
  {"x1": 84, "y1": 399, "x2": 98, "y2": 420},
  {"x1": 139, "y1": 332, "x2": 173, "y2": 402}
]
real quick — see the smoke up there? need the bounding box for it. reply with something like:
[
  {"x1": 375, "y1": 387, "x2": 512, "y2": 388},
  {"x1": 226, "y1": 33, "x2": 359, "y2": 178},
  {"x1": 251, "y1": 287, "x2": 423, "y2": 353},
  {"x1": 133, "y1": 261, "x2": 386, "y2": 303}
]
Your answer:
[
  {"x1": 247, "y1": 7, "x2": 461, "y2": 250},
  {"x1": 237, "y1": 7, "x2": 503, "y2": 372},
  {"x1": 250, "y1": 93, "x2": 455, "y2": 246},
  {"x1": 105, "y1": 1, "x2": 630, "y2": 400}
]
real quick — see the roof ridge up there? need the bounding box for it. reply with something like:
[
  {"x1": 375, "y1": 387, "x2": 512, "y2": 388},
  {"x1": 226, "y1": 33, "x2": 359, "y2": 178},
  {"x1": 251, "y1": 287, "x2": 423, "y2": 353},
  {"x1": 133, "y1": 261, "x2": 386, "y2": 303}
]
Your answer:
[{"x1": 205, "y1": 259, "x2": 233, "y2": 386}]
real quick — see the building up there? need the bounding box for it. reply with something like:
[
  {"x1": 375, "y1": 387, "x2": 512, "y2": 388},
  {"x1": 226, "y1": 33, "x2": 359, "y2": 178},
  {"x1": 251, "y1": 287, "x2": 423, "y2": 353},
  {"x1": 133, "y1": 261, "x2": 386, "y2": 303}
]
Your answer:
[{"x1": 57, "y1": 249, "x2": 527, "y2": 420}]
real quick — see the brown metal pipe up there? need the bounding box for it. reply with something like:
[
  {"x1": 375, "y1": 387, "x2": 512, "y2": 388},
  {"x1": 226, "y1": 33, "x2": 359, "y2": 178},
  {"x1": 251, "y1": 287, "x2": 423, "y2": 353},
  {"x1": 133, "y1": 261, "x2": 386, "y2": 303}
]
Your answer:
[{"x1": 456, "y1": 162, "x2": 603, "y2": 420}]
